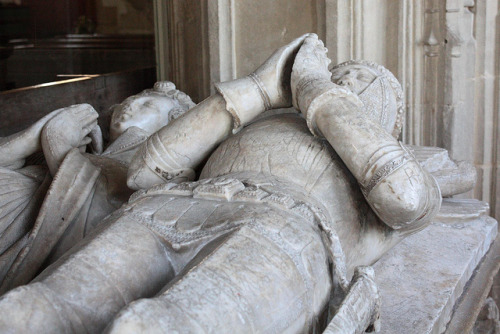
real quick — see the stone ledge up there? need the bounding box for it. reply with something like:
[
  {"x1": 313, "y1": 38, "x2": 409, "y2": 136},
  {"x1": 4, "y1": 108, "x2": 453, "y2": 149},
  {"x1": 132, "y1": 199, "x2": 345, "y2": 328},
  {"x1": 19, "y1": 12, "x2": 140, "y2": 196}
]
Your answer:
[
  {"x1": 444, "y1": 234, "x2": 500, "y2": 333},
  {"x1": 373, "y1": 199, "x2": 498, "y2": 334}
]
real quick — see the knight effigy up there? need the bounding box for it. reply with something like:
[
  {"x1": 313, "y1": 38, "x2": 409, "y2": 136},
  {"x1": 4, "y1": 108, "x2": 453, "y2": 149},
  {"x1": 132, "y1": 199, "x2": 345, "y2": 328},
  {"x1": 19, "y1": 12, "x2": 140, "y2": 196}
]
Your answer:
[{"x1": 0, "y1": 34, "x2": 482, "y2": 333}]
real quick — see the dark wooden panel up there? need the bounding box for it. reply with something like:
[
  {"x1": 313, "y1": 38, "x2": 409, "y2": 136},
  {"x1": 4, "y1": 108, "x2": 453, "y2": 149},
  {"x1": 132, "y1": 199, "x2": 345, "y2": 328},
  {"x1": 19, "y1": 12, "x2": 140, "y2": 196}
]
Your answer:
[
  {"x1": 0, "y1": 67, "x2": 156, "y2": 136},
  {"x1": 0, "y1": 6, "x2": 30, "y2": 41},
  {"x1": 6, "y1": 47, "x2": 155, "y2": 89}
]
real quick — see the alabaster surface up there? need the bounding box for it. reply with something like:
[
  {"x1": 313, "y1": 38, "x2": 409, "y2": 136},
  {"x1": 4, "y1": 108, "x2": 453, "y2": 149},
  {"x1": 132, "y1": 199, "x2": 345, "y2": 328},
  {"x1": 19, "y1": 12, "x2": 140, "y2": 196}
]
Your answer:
[
  {"x1": 109, "y1": 81, "x2": 195, "y2": 141},
  {"x1": 0, "y1": 34, "x2": 486, "y2": 334}
]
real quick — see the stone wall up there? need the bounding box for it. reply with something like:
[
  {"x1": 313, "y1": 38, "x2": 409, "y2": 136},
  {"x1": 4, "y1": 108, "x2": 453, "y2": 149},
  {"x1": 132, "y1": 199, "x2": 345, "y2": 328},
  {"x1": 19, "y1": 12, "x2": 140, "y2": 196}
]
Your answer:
[{"x1": 154, "y1": 0, "x2": 500, "y2": 220}]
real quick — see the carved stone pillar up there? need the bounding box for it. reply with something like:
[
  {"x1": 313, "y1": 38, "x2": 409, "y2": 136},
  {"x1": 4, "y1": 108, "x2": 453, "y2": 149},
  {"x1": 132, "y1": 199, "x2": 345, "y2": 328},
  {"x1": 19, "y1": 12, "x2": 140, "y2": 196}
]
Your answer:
[
  {"x1": 153, "y1": 0, "x2": 210, "y2": 102},
  {"x1": 322, "y1": 1, "x2": 428, "y2": 146},
  {"x1": 472, "y1": 0, "x2": 500, "y2": 218},
  {"x1": 422, "y1": 1, "x2": 445, "y2": 148},
  {"x1": 442, "y1": 0, "x2": 476, "y2": 163}
]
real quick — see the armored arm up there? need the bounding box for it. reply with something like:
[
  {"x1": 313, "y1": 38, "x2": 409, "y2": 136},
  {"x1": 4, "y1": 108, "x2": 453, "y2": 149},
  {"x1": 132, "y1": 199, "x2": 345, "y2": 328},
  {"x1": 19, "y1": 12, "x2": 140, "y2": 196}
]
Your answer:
[
  {"x1": 127, "y1": 94, "x2": 233, "y2": 189},
  {"x1": 292, "y1": 34, "x2": 441, "y2": 233},
  {"x1": 127, "y1": 35, "x2": 308, "y2": 190},
  {"x1": 314, "y1": 102, "x2": 441, "y2": 232}
]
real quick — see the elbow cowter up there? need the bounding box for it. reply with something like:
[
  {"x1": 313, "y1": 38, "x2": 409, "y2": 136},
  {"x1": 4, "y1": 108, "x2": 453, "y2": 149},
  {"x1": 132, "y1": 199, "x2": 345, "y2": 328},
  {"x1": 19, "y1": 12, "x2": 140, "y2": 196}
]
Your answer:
[
  {"x1": 363, "y1": 158, "x2": 442, "y2": 234},
  {"x1": 127, "y1": 133, "x2": 196, "y2": 190}
]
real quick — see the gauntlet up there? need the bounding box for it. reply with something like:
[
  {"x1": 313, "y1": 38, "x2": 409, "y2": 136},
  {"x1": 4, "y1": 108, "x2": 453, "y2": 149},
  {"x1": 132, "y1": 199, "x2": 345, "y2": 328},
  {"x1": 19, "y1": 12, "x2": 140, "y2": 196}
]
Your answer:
[{"x1": 216, "y1": 34, "x2": 309, "y2": 130}]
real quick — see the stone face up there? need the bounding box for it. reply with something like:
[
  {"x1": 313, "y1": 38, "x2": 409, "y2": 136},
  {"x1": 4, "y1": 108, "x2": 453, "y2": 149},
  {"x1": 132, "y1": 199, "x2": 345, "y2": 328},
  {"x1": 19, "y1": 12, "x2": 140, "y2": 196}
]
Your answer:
[
  {"x1": 374, "y1": 199, "x2": 498, "y2": 334},
  {"x1": 109, "y1": 81, "x2": 195, "y2": 141}
]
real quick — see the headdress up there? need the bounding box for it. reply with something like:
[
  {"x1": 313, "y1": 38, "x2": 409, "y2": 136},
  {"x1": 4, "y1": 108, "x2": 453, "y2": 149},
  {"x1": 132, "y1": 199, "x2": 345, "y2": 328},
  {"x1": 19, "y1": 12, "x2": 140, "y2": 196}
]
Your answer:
[{"x1": 330, "y1": 60, "x2": 404, "y2": 138}]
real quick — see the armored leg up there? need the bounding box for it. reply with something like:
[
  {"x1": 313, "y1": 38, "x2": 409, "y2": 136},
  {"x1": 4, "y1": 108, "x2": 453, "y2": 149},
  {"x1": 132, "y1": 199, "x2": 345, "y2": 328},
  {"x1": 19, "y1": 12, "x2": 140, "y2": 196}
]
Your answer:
[{"x1": 107, "y1": 205, "x2": 332, "y2": 333}]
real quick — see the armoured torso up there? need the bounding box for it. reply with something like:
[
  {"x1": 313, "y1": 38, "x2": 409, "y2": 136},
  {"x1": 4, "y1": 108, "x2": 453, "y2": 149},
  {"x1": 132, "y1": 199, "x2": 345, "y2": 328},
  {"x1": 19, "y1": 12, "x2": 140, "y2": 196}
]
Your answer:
[
  {"x1": 201, "y1": 114, "x2": 353, "y2": 206},
  {"x1": 201, "y1": 113, "x2": 396, "y2": 271}
]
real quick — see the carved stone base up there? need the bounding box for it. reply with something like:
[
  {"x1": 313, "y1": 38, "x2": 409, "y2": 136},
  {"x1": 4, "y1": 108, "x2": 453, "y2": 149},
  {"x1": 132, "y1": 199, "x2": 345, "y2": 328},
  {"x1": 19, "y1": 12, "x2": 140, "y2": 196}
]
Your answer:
[{"x1": 373, "y1": 199, "x2": 499, "y2": 333}]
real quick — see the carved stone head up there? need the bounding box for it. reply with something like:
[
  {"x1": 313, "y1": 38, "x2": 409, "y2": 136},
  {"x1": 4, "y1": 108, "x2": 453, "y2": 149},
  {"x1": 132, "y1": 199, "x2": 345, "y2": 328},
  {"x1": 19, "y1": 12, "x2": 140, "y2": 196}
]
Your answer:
[
  {"x1": 109, "y1": 81, "x2": 195, "y2": 141},
  {"x1": 330, "y1": 60, "x2": 404, "y2": 138}
]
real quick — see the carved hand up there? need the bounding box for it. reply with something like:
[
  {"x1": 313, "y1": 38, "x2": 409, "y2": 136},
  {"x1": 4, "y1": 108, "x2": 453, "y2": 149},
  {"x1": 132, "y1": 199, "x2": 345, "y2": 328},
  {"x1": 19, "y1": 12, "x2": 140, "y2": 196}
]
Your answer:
[
  {"x1": 0, "y1": 108, "x2": 68, "y2": 168},
  {"x1": 215, "y1": 34, "x2": 310, "y2": 129},
  {"x1": 252, "y1": 33, "x2": 312, "y2": 109},
  {"x1": 41, "y1": 104, "x2": 99, "y2": 176},
  {"x1": 291, "y1": 33, "x2": 363, "y2": 137}
]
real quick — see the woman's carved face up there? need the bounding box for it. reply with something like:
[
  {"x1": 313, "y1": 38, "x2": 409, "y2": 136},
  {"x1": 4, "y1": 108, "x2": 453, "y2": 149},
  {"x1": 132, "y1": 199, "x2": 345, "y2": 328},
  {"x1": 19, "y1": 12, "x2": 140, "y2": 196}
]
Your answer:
[
  {"x1": 330, "y1": 65, "x2": 378, "y2": 95},
  {"x1": 110, "y1": 95, "x2": 179, "y2": 141}
]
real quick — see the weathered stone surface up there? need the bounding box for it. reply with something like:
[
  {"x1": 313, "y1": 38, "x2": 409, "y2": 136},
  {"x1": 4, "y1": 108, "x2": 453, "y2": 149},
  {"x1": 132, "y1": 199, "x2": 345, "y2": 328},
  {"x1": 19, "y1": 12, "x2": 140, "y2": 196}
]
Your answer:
[
  {"x1": 472, "y1": 298, "x2": 500, "y2": 334},
  {"x1": 374, "y1": 199, "x2": 498, "y2": 334},
  {"x1": 0, "y1": 80, "x2": 191, "y2": 292},
  {"x1": 435, "y1": 198, "x2": 490, "y2": 220}
]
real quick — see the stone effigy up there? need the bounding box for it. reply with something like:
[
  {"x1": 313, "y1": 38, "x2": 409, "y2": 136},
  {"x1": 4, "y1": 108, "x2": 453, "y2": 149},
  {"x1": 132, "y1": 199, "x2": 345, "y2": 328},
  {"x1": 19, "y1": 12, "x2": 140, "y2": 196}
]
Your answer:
[
  {"x1": 109, "y1": 80, "x2": 195, "y2": 142},
  {"x1": 0, "y1": 104, "x2": 102, "y2": 291},
  {"x1": 0, "y1": 82, "x2": 193, "y2": 293},
  {"x1": 0, "y1": 34, "x2": 480, "y2": 333},
  {"x1": 103, "y1": 80, "x2": 195, "y2": 165}
]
